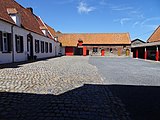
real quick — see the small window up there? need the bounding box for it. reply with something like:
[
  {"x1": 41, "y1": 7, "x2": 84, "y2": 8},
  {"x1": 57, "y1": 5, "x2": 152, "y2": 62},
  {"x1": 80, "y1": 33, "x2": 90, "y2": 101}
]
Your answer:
[
  {"x1": 2, "y1": 33, "x2": 8, "y2": 52},
  {"x1": 41, "y1": 41, "x2": 44, "y2": 53},
  {"x1": 110, "y1": 48, "x2": 113, "y2": 53},
  {"x1": 35, "y1": 40, "x2": 40, "y2": 53},
  {"x1": 93, "y1": 47, "x2": 98, "y2": 53},
  {"x1": 45, "y1": 42, "x2": 48, "y2": 53},
  {"x1": 15, "y1": 35, "x2": 23, "y2": 53},
  {"x1": 49, "y1": 43, "x2": 52, "y2": 53}
]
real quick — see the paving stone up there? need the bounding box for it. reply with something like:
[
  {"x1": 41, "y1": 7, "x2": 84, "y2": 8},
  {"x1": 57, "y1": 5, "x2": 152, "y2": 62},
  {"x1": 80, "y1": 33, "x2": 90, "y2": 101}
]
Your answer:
[{"x1": 0, "y1": 56, "x2": 131, "y2": 120}]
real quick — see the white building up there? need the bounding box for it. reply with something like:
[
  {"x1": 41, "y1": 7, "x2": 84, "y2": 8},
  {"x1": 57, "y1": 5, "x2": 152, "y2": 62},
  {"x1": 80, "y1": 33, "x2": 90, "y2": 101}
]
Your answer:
[{"x1": 0, "y1": 0, "x2": 62, "y2": 64}]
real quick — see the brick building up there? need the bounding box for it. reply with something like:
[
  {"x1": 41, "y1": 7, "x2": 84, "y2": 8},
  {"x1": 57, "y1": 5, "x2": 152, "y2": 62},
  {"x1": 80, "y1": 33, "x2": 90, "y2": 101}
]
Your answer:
[
  {"x1": 132, "y1": 25, "x2": 160, "y2": 61},
  {"x1": 58, "y1": 33, "x2": 131, "y2": 56}
]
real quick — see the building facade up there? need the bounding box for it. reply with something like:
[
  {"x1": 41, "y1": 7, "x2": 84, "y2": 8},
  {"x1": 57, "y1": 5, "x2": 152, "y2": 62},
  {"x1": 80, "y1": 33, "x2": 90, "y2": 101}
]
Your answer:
[
  {"x1": 58, "y1": 33, "x2": 131, "y2": 56},
  {"x1": 0, "y1": 0, "x2": 61, "y2": 64},
  {"x1": 131, "y1": 26, "x2": 160, "y2": 61}
]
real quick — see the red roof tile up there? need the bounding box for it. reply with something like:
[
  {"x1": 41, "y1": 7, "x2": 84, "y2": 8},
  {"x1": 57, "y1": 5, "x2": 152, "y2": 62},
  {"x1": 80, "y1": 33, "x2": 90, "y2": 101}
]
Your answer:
[
  {"x1": 147, "y1": 25, "x2": 160, "y2": 43},
  {"x1": 0, "y1": 0, "x2": 43, "y2": 35},
  {"x1": 58, "y1": 33, "x2": 131, "y2": 47}
]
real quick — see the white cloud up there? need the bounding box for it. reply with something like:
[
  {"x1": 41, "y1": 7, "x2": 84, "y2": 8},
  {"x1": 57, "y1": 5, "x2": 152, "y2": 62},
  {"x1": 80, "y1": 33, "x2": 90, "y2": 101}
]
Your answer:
[
  {"x1": 114, "y1": 18, "x2": 131, "y2": 25},
  {"x1": 141, "y1": 17, "x2": 160, "y2": 29},
  {"x1": 132, "y1": 21, "x2": 140, "y2": 28},
  {"x1": 120, "y1": 18, "x2": 131, "y2": 25},
  {"x1": 141, "y1": 17, "x2": 160, "y2": 26},
  {"x1": 111, "y1": 5, "x2": 133, "y2": 11},
  {"x1": 77, "y1": 1, "x2": 95, "y2": 14}
]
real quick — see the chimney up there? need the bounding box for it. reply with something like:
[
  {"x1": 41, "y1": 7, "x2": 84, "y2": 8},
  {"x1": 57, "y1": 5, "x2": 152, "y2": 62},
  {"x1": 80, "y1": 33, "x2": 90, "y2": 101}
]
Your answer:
[{"x1": 26, "y1": 7, "x2": 33, "y2": 14}]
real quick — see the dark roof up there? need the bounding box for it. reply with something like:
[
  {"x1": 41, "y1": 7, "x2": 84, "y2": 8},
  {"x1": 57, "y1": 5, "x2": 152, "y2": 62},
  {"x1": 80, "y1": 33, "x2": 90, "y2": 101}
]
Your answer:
[{"x1": 131, "y1": 39, "x2": 145, "y2": 43}]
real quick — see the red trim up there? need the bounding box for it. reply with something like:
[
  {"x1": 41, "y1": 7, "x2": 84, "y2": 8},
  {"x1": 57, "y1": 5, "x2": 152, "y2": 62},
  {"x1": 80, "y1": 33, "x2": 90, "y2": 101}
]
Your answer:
[
  {"x1": 78, "y1": 42, "x2": 83, "y2": 46},
  {"x1": 156, "y1": 50, "x2": 159, "y2": 61},
  {"x1": 144, "y1": 49, "x2": 147, "y2": 60},
  {"x1": 83, "y1": 46, "x2": 87, "y2": 56},
  {"x1": 136, "y1": 49, "x2": 138, "y2": 58},
  {"x1": 65, "y1": 47, "x2": 74, "y2": 56},
  {"x1": 101, "y1": 49, "x2": 105, "y2": 56}
]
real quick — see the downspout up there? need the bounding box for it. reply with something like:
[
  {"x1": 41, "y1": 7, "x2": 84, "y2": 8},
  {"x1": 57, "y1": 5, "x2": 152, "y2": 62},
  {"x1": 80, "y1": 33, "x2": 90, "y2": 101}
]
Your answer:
[{"x1": 11, "y1": 25, "x2": 14, "y2": 63}]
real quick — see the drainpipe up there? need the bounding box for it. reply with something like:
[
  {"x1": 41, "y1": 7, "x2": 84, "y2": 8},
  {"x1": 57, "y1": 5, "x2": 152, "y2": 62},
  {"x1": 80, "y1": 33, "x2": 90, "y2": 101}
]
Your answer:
[{"x1": 11, "y1": 25, "x2": 14, "y2": 63}]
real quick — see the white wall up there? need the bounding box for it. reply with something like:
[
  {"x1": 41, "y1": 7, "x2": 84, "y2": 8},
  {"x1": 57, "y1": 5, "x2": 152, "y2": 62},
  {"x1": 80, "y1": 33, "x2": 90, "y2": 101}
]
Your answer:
[
  {"x1": 0, "y1": 20, "x2": 61, "y2": 64},
  {"x1": 61, "y1": 47, "x2": 65, "y2": 55},
  {"x1": 13, "y1": 26, "x2": 28, "y2": 62},
  {"x1": 0, "y1": 20, "x2": 12, "y2": 64},
  {"x1": 32, "y1": 32, "x2": 57, "y2": 59}
]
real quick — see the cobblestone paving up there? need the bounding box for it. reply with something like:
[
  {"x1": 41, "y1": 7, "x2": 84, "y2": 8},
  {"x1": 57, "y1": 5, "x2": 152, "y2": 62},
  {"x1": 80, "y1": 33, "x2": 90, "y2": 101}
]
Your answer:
[
  {"x1": 0, "y1": 56, "x2": 131, "y2": 120},
  {"x1": 0, "y1": 57, "x2": 102, "y2": 95}
]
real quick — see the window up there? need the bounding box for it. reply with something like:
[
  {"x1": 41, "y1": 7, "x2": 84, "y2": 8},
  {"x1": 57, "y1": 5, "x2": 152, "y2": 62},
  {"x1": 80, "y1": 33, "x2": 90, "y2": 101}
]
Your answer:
[
  {"x1": 0, "y1": 31, "x2": 11, "y2": 53},
  {"x1": 49, "y1": 43, "x2": 52, "y2": 53},
  {"x1": 41, "y1": 41, "x2": 44, "y2": 53},
  {"x1": 3, "y1": 33, "x2": 8, "y2": 52},
  {"x1": 110, "y1": 48, "x2": 113, "y2": 53},
  {"x1": 45, "y1": 42, "x2": 48, "y2": 53},
  {"x1": 15, "y1": 35, "x2": 23, "y2": 53},
  {"x1": 35, "y1": 40, "x2": 40, "y2": 53},
  {"x1": 93, "y1": 47, "x2": 98, "y2": 53}
]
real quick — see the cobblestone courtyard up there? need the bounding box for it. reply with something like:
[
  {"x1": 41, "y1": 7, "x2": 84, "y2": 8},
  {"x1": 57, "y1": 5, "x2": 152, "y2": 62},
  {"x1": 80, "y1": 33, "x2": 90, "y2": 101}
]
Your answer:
[
  {"x1": 0, "y1": 57, "x2": 160, "y2": 120},
  {"x1": 0, "y1": 57, "x2": 103, "y2": 95}
]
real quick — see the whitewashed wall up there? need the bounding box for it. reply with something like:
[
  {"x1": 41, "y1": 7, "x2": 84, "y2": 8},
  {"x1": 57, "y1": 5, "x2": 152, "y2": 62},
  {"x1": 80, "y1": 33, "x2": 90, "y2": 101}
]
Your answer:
[
  {"x1": 0, "y1": 20, "x2": 61, "y2": 64},
  {"x1": 0, "y1": 20, "x2": 12, "y2": 64},
  {"x1": 61, "y1": 47, "x2": 65, "y2": 55}
]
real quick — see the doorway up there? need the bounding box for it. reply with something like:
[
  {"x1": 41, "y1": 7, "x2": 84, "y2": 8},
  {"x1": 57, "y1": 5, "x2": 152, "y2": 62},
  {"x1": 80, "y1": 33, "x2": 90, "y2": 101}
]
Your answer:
[{"x1": 27, "y1": 34, "x2": 33, "y2": 60}]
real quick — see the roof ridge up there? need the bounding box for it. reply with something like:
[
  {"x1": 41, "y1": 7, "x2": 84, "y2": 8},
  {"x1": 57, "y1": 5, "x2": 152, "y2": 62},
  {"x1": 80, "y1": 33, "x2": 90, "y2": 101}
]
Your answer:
[{"x1": 62, "y1": 32, "x2": 129, "y2": 35}]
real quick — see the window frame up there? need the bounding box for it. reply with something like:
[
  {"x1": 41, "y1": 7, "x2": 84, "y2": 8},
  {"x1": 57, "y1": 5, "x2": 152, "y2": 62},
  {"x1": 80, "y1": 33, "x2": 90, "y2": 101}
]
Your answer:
[
  {"x1": 2, "y1": 32, "x2": 8, "y2": 52},
  {"x1": 15, "y1": 35, "x2": 23, "y2": 53},
  {"x1": 41, "y1": 41, "x2": 44, "y2": 53},
  {"x1": 35, "y1": 39, "x2": 40, "y2": 53},
  {"x1": 45, "y1": 42, "x2": 48, "y2": 53},
  {"x1": 49, "y1": 43, "x2": 52, "y2": 53},
  {"x1": 93, "y1": 47, "x2": 98, "y2": 53}
]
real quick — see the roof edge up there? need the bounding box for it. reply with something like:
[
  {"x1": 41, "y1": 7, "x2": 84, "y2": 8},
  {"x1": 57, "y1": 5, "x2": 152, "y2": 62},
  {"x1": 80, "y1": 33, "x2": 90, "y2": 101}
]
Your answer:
[{"x1": 147, "y1": 25, "x2": 160, "y2": 42}]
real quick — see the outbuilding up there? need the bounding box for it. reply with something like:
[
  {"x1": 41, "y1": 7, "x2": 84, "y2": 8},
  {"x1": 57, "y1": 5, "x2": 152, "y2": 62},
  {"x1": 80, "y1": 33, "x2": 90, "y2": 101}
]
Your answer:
[
  {"x1": 58, "y1": 33, "x2": 131, "y2": 56},
  {"x1": 131, "y1": 26, "x2": 160, "y2": 61}
]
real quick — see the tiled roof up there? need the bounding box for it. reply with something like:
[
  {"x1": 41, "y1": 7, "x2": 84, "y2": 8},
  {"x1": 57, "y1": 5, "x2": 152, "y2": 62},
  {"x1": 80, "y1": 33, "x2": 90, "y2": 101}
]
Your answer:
[
  {"x1": 0, "y1": 0, "x2": 43, "y2": 35},
  {"x1": 35, "y1": 16, "x2": 53, "y2": 39},
  {"x1": 45, "y1": 24, "x2": 56, "y2": 37},
  {"x1": 58, "y1": 33, "x2": 131, "y2": 47},
  {"x1": 7, "y1": 8, "x2": 18, "y2": 14},
  {"x1": 147, "y1": 25, "x2": 160, "y2": 43}
]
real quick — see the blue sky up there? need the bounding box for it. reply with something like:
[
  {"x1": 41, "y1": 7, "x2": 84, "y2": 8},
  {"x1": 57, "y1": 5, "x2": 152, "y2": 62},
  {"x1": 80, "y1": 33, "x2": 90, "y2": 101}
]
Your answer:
[{"x1": 16, "y1": 0, "x2": 160, "y2": 41}]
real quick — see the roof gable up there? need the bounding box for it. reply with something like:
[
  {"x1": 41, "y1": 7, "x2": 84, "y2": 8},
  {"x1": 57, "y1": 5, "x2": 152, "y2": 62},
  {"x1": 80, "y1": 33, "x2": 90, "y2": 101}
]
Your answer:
[{"x1": 147, "y1": 25, "x2": 160, "y2": 43}]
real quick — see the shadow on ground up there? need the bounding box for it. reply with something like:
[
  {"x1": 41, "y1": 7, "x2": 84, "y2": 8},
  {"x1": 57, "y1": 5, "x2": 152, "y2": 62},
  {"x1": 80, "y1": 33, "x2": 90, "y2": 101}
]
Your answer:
[
  {"x1": 0, "y1": 84, "x2": 160, "y2": 120},
  {"x1": 0, "y1": 56, "x2": 62, "y2": 69}
]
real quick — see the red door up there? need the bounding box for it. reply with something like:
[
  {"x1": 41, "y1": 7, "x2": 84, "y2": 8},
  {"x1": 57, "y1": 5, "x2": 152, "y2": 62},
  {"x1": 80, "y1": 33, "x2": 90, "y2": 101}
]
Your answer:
[
  {"x1": 101, "y1": 49, "x2": 105, "y2": 56},
  {"x1": 65, "y1": 47, "x2": 74, "y2": 56}
]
